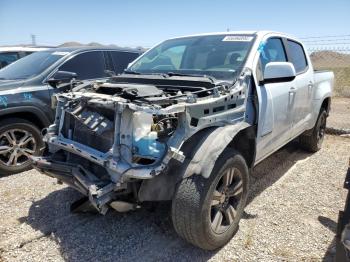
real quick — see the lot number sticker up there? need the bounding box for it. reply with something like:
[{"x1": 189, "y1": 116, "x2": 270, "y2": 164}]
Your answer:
[{"x1": 222, "y1": 36, "x2": 253, "y2": 42}]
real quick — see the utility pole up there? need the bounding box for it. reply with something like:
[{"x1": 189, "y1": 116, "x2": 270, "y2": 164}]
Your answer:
[{"x1": 31, "y1": 34, "x2": 36, "y2": 46}]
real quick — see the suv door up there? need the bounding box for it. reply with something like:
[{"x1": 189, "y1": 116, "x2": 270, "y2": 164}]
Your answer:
[
  {"x1": 255, "y1": 37, "x2": 296, "y2": 162},
  {"x1": 285, "y1": 40, "x2": 313, "y2": 137}
]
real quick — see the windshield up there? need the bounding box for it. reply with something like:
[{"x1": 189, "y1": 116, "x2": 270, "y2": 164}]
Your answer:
[
  {"x1": 0, "y1": 50, "x2": 67, "y2": 80},
  {"x1": 128, "y1": 34, "x2": 255, "y2": 81}
]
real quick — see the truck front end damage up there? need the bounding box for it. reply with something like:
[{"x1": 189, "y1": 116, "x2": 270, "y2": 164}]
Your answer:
[
  {"x1": 32, "y1": 70, "x2": 253, "y2": 214},
  {"x1": 32, "y1": 32, "x2": 258, "y2": 214}
]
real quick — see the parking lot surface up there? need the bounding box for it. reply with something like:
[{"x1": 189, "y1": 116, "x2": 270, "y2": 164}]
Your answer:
[{"x1": 0, "y1": 135, "x2": 349, "y2": 262}]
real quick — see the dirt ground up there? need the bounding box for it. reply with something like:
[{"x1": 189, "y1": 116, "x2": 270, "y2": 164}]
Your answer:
[
  {"x1": 0, "y1": 135, "x2": 349, "y2": 262},
  {"x1": 328, "y1": 97, "x2": 350, "y2": 131}
]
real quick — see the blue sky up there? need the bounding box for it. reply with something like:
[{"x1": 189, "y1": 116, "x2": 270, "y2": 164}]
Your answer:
[{"x1": 0, "y1": 0, "x2": 349, "y2": 48}]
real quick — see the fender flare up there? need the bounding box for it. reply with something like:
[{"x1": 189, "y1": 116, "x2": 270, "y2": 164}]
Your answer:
[
  {"x1": 138, "y1": 122, "x2": 250, "y2": 201},
  {"x1": 0, "y1": 106, "x2": 51, "y2": 127},
  {"x1": 183, "y1": 122, "x2": 250, "y2": 178}
]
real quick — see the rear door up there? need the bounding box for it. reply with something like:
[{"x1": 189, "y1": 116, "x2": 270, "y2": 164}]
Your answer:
[
  {"x1": 108, "y1": 51, "x2": 140, "y2": 75},
  {"x1": 255, "y1": 37, "x2": 297, "y2": 162},
  {"x1": 285, "y1": 40, "x2": 313, "y2": 137}
]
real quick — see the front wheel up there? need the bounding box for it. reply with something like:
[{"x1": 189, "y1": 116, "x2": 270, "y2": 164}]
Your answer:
[
  {"x1": 0, "y1": 118, "x2": 44, "y2": 175},
  {"x1": 171, "y1": 149, "x2": 249, "y2": 250}
]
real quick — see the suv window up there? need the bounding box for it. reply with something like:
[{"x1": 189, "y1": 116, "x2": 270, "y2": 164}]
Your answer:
[
  {"x1": 110, "y1": 51, "x2": 139, "y2": 74},
  {"x1": 59, "y1": 51, "x2": 106, "y2": 80},
  {"x1": 287, "y1": 40, "x2": 308, "y2": 73},
  {"x1": 260, "y1": 38, "x2": 287, "y2": 71},
  {"x1": 0, "y1": 52, "x2": 20, "y2": 68}
]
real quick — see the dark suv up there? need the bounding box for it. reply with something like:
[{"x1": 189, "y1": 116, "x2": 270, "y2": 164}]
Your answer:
[{"x1": 0, "y1": 47, "x2": 141, "y2": 175}]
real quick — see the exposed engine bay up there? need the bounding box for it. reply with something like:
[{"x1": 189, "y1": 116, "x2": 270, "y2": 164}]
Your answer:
[{"x1": 32, "y1": 69, "x2": 254, "y2": 214}]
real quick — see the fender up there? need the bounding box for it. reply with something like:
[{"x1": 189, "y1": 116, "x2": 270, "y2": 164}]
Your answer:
[
  {"x1": 0, "y1": 106, "x2": 51, "y2": 127},
  {"x1": 138, "y1": 122, "x2": 250, "y2": 201},
  {"x1": 183, "y1": 122, "x2": 250, "y2": 178}
]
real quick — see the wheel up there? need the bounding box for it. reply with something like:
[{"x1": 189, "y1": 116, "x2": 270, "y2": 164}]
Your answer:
[
  {"x1": 299, "y1": 109, "x2": 327, "y2": 153},
  {"x1": 0, "y1": 118, "x2": 44, "y2": 175},
  {"x1": 171, "y1": 149, "x2": 249, "y2": 250}
]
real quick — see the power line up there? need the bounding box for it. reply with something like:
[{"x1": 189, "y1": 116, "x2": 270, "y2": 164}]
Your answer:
[
  {"x1": 302, "y1": 38, "x2": 350, "y2": 43},
  {"x1": 305, "y1": 42, "x2": 350, "y2": 46},
  {"x1": 300, "y1": 34, "x2": 350, "y2": 39}
]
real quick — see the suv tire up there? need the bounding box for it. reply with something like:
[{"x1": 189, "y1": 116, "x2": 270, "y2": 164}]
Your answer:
[{"x1": 0, "y1": 118, "x2": 44, "y2": 175}]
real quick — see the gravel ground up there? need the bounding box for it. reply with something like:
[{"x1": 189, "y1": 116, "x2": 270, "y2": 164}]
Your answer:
[
  {"x1": 0, "y1": 135, "x2": 349, "y2": 261},
  {"x1": 327, "y1": 97, "x2": 350, "y2": 131}
]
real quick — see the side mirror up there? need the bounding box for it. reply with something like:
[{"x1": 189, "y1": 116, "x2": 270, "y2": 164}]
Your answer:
[
  {"x1": 262, "y1": 62, "x2": 296, "y2": 84},
  {"x1": 48, "y1": 70, "x2": 77, "y2": 88}
]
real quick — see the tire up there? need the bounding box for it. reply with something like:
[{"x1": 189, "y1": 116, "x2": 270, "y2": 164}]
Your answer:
[
  {"x1": 0, "y1": 118, "x2": 44, "y2": 175},
  {"x1": 299, "y1": 109, "x2": 327, "y2": 153},
  {"x1": 171, "y1": 149, "x2": 249, "y2": 250}
]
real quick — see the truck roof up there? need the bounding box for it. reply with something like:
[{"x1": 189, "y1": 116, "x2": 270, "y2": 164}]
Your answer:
[{"x1": 168, "y1": 30, "x2": 298, "y2": 41}]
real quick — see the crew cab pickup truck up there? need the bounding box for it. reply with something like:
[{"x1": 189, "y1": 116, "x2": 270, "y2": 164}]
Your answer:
[
  {"x1": 0, "y1": 47, "x2": 141, "y2": 175},
  {"x1": 32, "y1": 31, "x2": 333, "y2": 250}
]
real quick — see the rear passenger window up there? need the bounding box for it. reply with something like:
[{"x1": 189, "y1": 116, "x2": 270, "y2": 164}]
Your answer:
[
  {"x1": 260, "y1": 38, "x2": 287, "y2": 71},
  {"x1": 59, "y1": 51, "x2": 106, "y2": 80},
  {"x1": 287, "y1": 40, "x2": 308, "y2": 73},
  {"x1": 110, "y1": 51, "x2": 139, "y2": 74}
]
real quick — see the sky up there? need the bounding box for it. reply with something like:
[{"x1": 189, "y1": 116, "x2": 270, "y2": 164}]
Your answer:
[{"x1": 0, "y1": 0, "x2": 349, "y2": 48}]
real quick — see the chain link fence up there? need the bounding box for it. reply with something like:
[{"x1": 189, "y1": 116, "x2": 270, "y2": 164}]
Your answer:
[{"x1": 303, "y1": 35, "x2": 350, "y2": 97}]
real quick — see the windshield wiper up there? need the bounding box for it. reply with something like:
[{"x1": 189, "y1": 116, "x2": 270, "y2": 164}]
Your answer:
[
  {"x1": 123, "y1": 70, "x2": 168, "y2": 78},
  {"x1": 124, "y1": 70, "x2": 140, "y2": 75},
  {"x1": 166, "y1": 72, "x2": 216, "y2": 83}
]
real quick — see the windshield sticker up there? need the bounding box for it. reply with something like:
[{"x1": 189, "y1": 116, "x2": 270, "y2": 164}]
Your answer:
[
  {"x1": 222, "y1": 36, "x2": 253, "y2": 42},
  {"x1": 52, "y1": 51, "x2": 69, "y2": 56},
  {"x1": 23, "y1": 92, "x2": 33, "y2": 101},
  {"x1": 0, "y1": 96, "x2": 8, "y2": 107}
]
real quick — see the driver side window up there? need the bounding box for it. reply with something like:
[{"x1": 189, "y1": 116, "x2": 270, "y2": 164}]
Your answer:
[{"x1": 260, "y1": 38, "x2": 287, "y2": 72}]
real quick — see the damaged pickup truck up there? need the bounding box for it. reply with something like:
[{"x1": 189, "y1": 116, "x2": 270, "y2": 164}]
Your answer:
[{"x1": 32, "y1": 31, "x2": 334, "y2": 250}]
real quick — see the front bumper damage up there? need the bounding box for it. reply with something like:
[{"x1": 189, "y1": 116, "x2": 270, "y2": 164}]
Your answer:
[{"x1": 32, "y1": 70, "x2": 252, "y2": 214}]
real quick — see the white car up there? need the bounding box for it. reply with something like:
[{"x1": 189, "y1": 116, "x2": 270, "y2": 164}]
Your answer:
[{"x1": 0, "y1": 46, "x2": 52, "y2": 68}]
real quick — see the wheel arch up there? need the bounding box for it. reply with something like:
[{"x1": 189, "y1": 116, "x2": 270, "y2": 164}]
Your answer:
[
  {"x1": 0, "y1": 106, "x2": 51, "y2": 130},
  {"x1": 138, "y1": 123, "x2": 256, "y2": 202},
  {"x1": 320, "y1": 96, "x2": 331, "y2": 116}
]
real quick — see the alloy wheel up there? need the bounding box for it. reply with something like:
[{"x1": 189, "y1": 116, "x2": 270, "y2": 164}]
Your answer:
[
  {"x1": 0, "y1": 129, "x2": 37, "y2": 167},
  {"x1": 317, "y1": 114, "x2": 326, "y2": 147},
  {"x1": 210, "y1": 167, "x2": 243, "y2": 234}
]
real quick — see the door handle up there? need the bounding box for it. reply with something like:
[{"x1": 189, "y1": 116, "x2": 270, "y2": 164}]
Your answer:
[
  {"x1": 289, "y1": 86, "x2": 296, "y2": 93},
  {"x1": 308, "y1": 82, "x2": 314, "y2": 96}
]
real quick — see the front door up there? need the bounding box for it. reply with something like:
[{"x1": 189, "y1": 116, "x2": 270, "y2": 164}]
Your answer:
[{"x1": 255, "y1": 37, "x2": 296, "y2": 162}]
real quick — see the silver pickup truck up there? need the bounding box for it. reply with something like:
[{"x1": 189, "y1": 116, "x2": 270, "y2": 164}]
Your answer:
[{"x1": 32, "y1": 31, "x2": 334, "y2": 250}]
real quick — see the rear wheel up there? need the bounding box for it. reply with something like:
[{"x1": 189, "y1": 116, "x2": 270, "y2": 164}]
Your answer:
[
  {"x1": 0, "y1": 118, "x2": 44, "y2": 175},
  {"x1": 300, "y1": 109, "x2": 327, "y2": 152},
  {"x1": 171, "y1": 149, "x2": 249, "y2": 250}
]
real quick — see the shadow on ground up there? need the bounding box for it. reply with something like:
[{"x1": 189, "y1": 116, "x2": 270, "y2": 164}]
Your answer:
[
  {"x1": 318, "y1": 216, "x2": 338, "y2": 261},
  {"x1": 23, "y1": 140, "x2": 313, "y2": 261}
]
